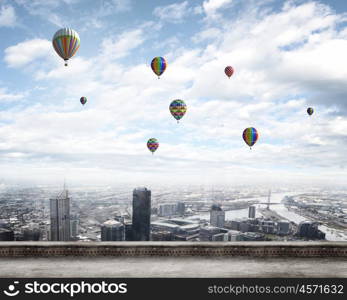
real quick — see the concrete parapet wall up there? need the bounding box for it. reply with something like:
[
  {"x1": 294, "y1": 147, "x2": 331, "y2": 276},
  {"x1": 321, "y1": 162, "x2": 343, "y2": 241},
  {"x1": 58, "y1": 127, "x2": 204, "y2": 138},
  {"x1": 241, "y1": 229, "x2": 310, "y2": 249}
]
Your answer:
[{"x1": 0, "y1": 242, "x2": 346, "y2": 257}]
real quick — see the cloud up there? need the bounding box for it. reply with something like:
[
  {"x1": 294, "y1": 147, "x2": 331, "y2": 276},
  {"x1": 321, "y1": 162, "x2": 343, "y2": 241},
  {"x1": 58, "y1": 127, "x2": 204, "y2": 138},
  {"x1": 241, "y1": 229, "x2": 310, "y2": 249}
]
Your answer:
[
  {"x1": 0, "y1": 5, "x2": 17, "y2": 27},
  {"x1": 4, "y1": 39, "x2": 52, "y2": 68},
  {"x1": 201, "y1": 0, "x2": 233, "y2": 19},
  {"x1": 101, "y1": 28, "x2": 145, "y2": 60},
  {"x1": 2, "y1": 0, "x2": 347, "y2": 185},
  {"x1": 153, "y1": 1, "x2": 191, "y2": 23},
  {"x1": 101, "y1": 0, "x2": 132, "y2": 13},
  {"x1": 0, "y1": 88, "x2": 24, "y2": 102}
]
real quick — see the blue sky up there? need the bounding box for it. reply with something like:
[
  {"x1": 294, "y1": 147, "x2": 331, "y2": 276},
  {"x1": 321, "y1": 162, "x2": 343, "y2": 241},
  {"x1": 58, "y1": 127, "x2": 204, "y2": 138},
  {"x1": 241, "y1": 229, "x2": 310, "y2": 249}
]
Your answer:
[{"x1": 1, "y1": 0, "x2": 347, "y2": 186}]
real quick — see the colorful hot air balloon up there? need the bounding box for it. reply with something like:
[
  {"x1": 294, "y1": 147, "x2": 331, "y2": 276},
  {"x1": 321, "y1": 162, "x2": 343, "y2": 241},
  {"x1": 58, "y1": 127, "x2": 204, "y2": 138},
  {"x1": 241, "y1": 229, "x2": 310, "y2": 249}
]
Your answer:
[
  {"x1": 147, "y1": 138, "x2": 159, "y2": 154},
  {"x1": 151, "y1": 57, "x2": 167, "y2": 78},
  {"x1": 52, "y1": 28, "x2": 80, "y2": 66},
  {"x1": 307, "y1": 107, "x2": 314, "y2": 116},
  {"x1": 225, "y1": 66, "x2": 234, "y2": 78},
  {"x1": 80, "y1": 97, "x2": 87, "y2": 105},
  {"x1": 242, "y1": 127, "x2": 259, "y2": 149},
  {"x1": 169, "y1": 99, "x2": 187, "y2": 123}
]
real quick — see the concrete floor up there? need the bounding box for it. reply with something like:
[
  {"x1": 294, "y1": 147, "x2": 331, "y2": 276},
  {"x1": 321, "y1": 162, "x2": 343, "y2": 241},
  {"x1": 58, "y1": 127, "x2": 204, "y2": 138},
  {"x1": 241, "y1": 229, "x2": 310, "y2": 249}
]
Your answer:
[{"x1": 0, "y1": 257, "x2": 346, "y2": 277}]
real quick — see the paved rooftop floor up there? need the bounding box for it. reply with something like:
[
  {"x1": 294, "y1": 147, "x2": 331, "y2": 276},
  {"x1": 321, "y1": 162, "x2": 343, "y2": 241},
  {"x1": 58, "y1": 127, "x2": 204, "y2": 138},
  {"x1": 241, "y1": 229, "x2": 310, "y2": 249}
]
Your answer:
[{"x1": 0, "y1": 256, "x2": 346, "y2": 278}]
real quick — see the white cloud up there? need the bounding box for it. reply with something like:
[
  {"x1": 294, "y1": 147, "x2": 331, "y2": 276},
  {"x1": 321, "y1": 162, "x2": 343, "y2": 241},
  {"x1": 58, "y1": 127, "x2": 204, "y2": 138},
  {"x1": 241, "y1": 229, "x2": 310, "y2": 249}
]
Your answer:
[
  {"x1": 2, "y1": 1, "x2": 347, "y2": 185},
  {"x1": 0, "y1": 88, "x2": 24, "y2": 102},
  {"x1": 101, "y1": 28, "x2": 145, "y2": 60},
  {"x1": 0, "y1": 5, "x2": 17, "y2": 27},
  {"x1": 153, "y1": 1, "x2": 190, "y2": 23},
  {"x1": 102, "y1": 0, "x2": 132, "y2": 13},
  {"x1": 201, "y1": 0, "x2": 233, "y2": 19},
  {"x1": 4, "y1": 39, "x2": 52, "y2": 68}
]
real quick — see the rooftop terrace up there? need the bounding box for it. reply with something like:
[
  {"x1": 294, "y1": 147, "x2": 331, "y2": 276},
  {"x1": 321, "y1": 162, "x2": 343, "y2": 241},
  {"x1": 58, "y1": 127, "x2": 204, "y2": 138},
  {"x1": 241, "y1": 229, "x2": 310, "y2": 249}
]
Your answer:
[{"x1": 0, "y1": 242, "x2": 346, "y2": 277}]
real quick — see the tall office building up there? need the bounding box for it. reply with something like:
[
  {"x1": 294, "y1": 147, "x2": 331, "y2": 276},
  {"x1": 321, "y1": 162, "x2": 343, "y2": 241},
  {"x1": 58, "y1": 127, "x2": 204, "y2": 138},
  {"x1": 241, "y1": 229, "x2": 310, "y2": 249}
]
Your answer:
[
  {"x1": 176, "y1": 202, "x2": 185, "y2": 216},
  {"x1": 70, "y1": 215, "x2": 79, "y2": 240},
  {"x1": 101, "y1": 220, "x2": 125, "y2": 241},
  {"x1": 50, "y1": 188, "x2": 71, "y2": 241},
  {"x1": 158, "y1": 203, "x2": 177, "y2": 217},
  {"x1": 132, "y1": 187, "x2": 151, "y2": 241},
  {"x1": 210, "y1": 204, "x2": 225, "y2": 228},
  {"x1": 248, "y1": 205, "x2": 256, "y2": 219}
]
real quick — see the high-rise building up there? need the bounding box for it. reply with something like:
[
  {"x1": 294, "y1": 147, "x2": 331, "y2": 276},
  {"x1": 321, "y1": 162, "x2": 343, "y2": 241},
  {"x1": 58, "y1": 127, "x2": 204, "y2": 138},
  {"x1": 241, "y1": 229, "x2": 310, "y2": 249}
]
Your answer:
[
  {"x1": 210, "y1": 204, "x2": 225, "y2": 228},
  {"x1": 124, "y1": 220, "x2": 133, "y2": 241},
  {"x1": 176, "y1": 202, "x2": 185, "y2": 216},
  {"x1": 158, "y1": 203, "x2": 177, "y2": 217},
  {"x1": 70, "y1": 215, "x2": 79, "y2": 240},
  {"x1": 50, "y1": 188, "x2": 71, "y2": 241},
  {"x1": 132, "y1": 187, "x2": 151, "y2": 241},
  {"x1": 248, "y1": 205, "x2": 256, "y2": 218},
  {"x1": 101, "y1": 220, "x2": 125, "y2": 241}
]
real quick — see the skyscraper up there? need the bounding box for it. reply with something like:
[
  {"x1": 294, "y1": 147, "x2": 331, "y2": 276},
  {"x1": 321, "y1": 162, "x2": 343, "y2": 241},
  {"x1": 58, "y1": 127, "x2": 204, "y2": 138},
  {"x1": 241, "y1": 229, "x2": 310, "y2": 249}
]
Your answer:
[
  {"x1": 210, "y1": 204, "x2": 225, "y2": 228},
  {"x1": 50, "y1": 188, "x2": 71, "y2": 241},
  {"x1": 248, "y1": 205, "x2": 256, "y2": 218},
  {"x1": 176, "y1": 202, "x2": 185, "y2": 216},
  {"x1": 70, "y1": 215, "x2": 79, "y2": 240},
  {"x1": 132, "y1": 187, "x2": 151, "y2": 241},
  {"x1": 101, "y1": 220, "x2": 125, "y2": 241}
]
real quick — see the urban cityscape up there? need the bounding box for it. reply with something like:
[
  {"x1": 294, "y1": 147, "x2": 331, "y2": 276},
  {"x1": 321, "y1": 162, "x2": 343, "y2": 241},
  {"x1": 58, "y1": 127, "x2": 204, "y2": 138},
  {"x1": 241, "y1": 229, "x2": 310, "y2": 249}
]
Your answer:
[{"x1": 0, "y1": 183, "x2": 346, "y2": 242}]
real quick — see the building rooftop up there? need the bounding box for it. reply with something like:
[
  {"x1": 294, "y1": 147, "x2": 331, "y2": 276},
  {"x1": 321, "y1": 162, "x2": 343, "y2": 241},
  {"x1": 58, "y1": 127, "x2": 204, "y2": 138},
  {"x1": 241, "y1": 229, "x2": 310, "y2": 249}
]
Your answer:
[
  {"x1": 0, "y1": 242, "x2": 346, "y2": 278},
  {"x1": 102, "y1": 220, "x2": 122, "y2": 227}
]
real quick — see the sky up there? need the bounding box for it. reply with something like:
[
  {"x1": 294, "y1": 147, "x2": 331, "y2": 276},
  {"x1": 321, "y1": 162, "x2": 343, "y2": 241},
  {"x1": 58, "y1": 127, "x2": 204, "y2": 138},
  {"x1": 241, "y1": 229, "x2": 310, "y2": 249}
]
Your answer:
[{"x1": 0, "y1": 0, "x2": 347, "y2": 187}]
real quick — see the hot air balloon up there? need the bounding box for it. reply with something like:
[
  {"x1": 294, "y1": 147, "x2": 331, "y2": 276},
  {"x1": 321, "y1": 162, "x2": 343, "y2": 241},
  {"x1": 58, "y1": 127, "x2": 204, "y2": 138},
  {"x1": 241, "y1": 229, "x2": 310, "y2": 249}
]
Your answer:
[
  {"x1": 151, "y1": 57, "x2": 167, "y2": 78},
  {"x1": 225, "y1": 66, "x2": 234, "y2": 78},
  {"x1": 243, "y1": 127, "x2": 259, "y2": 149},
  {"x1": 147, "y1": 138, "x2": 159, "y2": 154},
  {"x1": 80, "y1": 97, "x2": 87, "y2": 105},
  {"x1": 307, "y1": 107, "x2": 314, "y2": 116},
  {"x1": 169, "y1": 99, "x2": 187, "y2": 123},
  {"x1": 52, "y1": 28, "x2": 80, "y2": 66}
]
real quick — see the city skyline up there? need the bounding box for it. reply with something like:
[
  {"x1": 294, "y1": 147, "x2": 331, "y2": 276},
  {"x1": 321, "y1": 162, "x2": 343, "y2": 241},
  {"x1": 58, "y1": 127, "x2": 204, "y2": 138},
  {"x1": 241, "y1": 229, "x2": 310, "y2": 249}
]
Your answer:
[{"x1": 0, "y1": 1, "x2": 347, "y2": 186}]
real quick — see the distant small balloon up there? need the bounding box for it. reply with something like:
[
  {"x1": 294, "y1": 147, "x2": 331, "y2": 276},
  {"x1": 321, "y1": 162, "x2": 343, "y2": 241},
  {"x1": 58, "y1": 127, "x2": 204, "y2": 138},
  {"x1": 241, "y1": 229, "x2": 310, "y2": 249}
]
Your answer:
[
  {"x1": 243, "y1": 127, "x2": 259, "y2": 149},
  {"x1": 147, "y1": 138, "x2": 159, "y2": 154},
  {"x1": 151, "y1": 57, "x2": 167, "y2": 78},
  {"x1": 80, "y1": 97, "x2": 87, "y2": 105},
  {"x1": 307, "y1": 107, "x2": 314, "y2": 116},
  {"x1": 225, "y1": 66, "x2": 234, "y2": 78}
]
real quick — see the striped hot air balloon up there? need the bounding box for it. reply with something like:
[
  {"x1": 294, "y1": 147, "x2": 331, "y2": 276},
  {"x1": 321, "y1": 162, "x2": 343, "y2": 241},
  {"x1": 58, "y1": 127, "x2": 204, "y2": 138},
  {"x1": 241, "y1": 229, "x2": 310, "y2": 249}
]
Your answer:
[
  {"x1": 224, "y1": 66, "x2": 234, "y2": 78},
  {"x1": 169, "y1": 99, "x2": 187, "y2": 123},
  {"x1": 242, "y1": 127, "x2": 259, "y2": 149},
  {"x1": 151, "y1": 57, "x2": 167, "y2": 78},
  {"x1": 52, "y1": 28, "x2": 80, "y2": 66},
  {"x1": 307, "y1": 107, "x2": 314, "y2": 116},
  {"x1": 147, "y1": 138, "x2": 159, "y2": 154}
]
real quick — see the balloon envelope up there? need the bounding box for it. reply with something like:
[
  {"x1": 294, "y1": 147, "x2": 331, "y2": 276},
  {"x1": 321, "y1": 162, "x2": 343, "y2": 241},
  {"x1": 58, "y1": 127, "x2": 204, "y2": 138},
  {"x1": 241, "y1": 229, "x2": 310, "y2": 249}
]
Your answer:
[
  {"x1": 147, "y1": 138, "x2": 159, "y2": 153},
  {"x1": 151, "y1": 57, "x2": 167, "y2": 77},
  {"x1": 169, "y1": 99, "x2": 187, "y2": 122},
  {"x1": 80, "y1": 97, "x2": 87, "y2": 105},
  {"x1": 243, "y1": 127, "x2": 259, "y2": 148},
  {"x1": 225, "y1": 66, "x2": 234, "y2": 78},
  {"x1": 52, "y1": 28, "x2": 80, "y2": 66},
  {"x1": 307, "y1": 107, "x2": 314, "y2": 116}
]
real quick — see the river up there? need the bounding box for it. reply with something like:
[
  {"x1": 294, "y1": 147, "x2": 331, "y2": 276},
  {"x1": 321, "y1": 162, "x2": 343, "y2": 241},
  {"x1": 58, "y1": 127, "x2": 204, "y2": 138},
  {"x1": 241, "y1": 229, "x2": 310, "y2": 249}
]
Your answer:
[{"x1": 189, "y1": 192, "x2": 347, "y2": 241}]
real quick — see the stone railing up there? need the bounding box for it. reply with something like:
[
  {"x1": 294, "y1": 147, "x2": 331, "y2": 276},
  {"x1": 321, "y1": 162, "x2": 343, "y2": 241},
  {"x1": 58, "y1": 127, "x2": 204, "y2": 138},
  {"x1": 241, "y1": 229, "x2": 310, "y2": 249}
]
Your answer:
[{"x1": 0, "y1": 241, "x2": 346, "y2": 257}]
